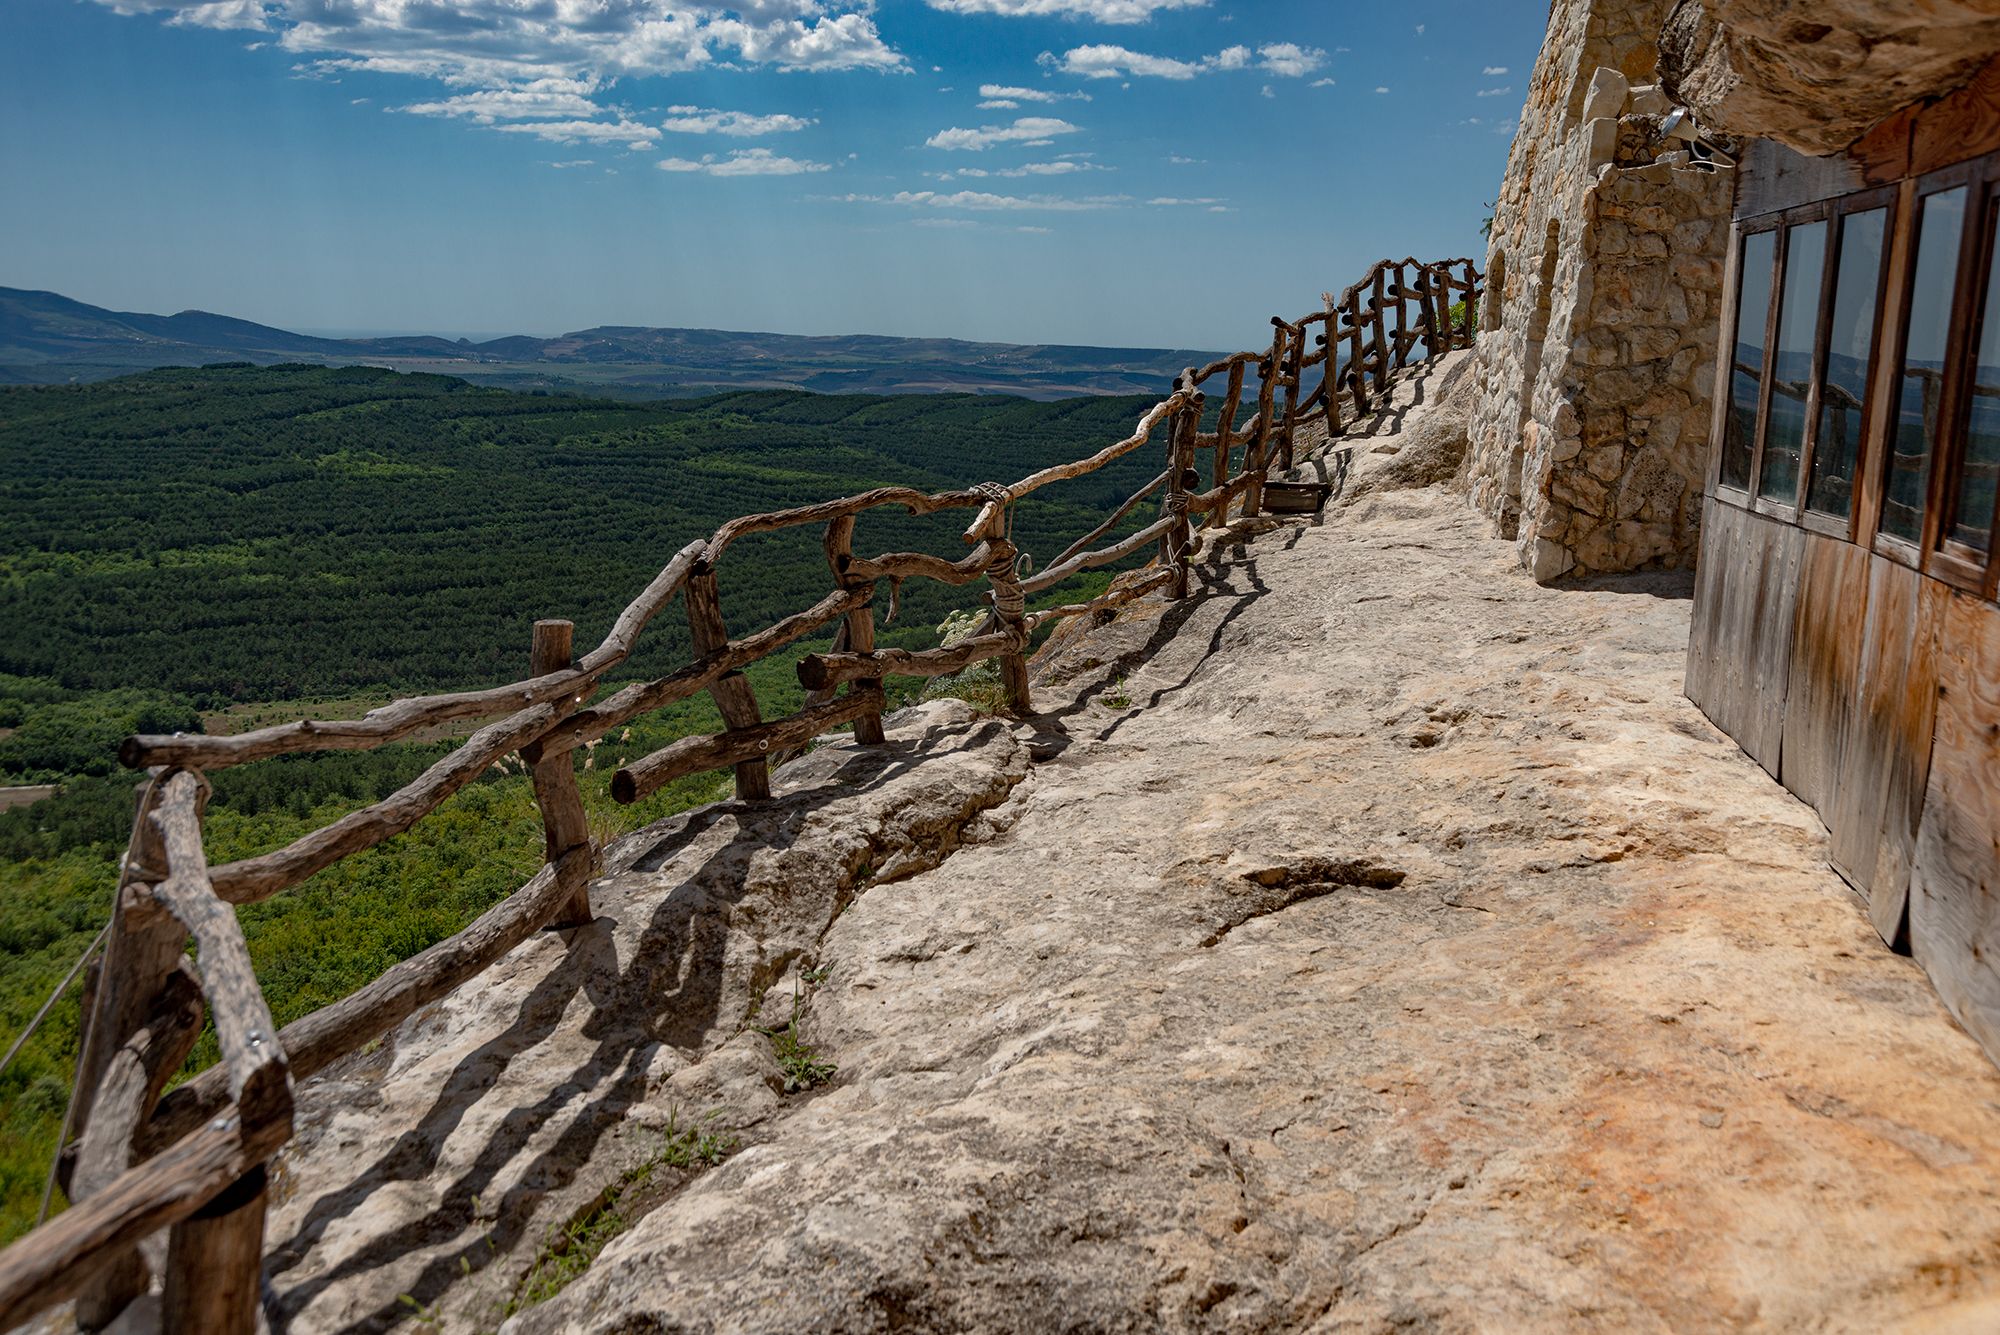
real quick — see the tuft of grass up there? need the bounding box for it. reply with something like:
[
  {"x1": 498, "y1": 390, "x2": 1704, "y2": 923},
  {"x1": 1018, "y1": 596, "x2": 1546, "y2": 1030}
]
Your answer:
[
  {"x1": 1100, "y1": 676, "x2": 1132, "y2": 710},
  {"x1": 762, "y1": 985, "x2": 838, "y2": 1093},
  {"x1": 508, "y1": 1106, "x2": 737, "y2": 1315}
]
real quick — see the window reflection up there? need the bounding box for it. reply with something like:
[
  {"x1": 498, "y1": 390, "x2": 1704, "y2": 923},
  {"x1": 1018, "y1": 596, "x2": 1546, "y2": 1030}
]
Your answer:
[
  {"x1": 1950, "y1": 197, "x2": 2000, "y2": 553},
  {"x1": 1759, "y1": 220, "x2": 1826, "y2": 504},
  {"x1": 1722, "y1": 230, "x2": 1777, "y2": 491},
  {"x1": 1808, "y1": 208, "x2": 1887, "y2": 519},
  {"x1": 1884, "y1": 186, "x2": 1967, "y2": 544}
]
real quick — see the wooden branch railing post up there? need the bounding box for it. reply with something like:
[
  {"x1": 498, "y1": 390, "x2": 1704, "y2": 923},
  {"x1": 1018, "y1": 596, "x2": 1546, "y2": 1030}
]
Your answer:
[
  {"x1": 528, "y1": 620, "x2": 595, "y2": 928},
  {"x1": 1164, "y1": 373, "x2": 1202, "y2": 598},
  {"x1": 68, "y1": 773, "x2": 191, "y2": 1330},
  {"x1": 1246, "y1": 328, "x2": 1281, "y2": 516},
  {"x1": 1369, "y1": 268, "x2": 1390, "y2": 402},
  {"x1": 1212, "y1": 359, "x2": 1243, "y2": 514},
  {"x1": 824, "y1": 517, "x2": 887, "y2": 745},
  {"x1": 1278, "y1": 333, "x2": 1302, "y2": 473},
  {"x1": 1321, "y1": 300, "x2": 1343, "y2": 438},
  {"x1": 163, "y1": 1164, "x2": 267, "y2": 1335},
  {"x1": 685, "y1": 566, "x2": 772, "y2": 801}
]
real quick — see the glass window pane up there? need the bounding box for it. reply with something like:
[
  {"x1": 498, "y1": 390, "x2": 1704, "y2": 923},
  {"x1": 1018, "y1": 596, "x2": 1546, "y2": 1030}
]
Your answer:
[
  {"x1": 1808, "y1": 208, "x2": 1888, "y2": 519},
  {"x1": 1759, "y1": 220, "x2": 1827, "y2": 503},
  {"x1": 1722, "y1": 230, "x2": 1777, "y2": 491},
  {"x1": 1950, "y1": 198, "x2": 2000, "y2": 553},
  {"x1": 1884, "y1": 185, "x2": 1968, "y2": 544}
]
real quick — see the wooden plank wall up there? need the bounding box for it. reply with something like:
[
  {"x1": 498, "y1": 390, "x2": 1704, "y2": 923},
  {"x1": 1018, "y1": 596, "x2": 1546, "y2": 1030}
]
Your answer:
[
  {"x1": 1685, "y1": 502, "x2": 1801, "y2": 779},
  {"x1": 1909, "y1": 590, "x2": 2000, "y2": 1058},
  {"x1": 1780, "y1": 534, "x2": 1873, "y2": 818},
  {"x1": 1827, "y1": 558, "x2": 1947, "y2": 943}
]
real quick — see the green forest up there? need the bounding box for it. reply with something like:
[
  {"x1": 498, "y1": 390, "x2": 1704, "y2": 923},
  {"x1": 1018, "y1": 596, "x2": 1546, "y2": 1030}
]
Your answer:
[{"x1": 0, "y1": 363, "x2": 1172, "y2": 1241}]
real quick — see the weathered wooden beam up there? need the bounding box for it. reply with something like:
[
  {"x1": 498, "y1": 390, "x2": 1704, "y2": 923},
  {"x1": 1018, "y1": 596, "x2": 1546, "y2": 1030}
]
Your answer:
[
  {"x1": 0, "y1": 1106, "x2": 288, "y2": 1335},
  {"x1": 149, "y1": 772, "x2": 291, "y2": 1135},
  {"x1": 162, "y1": 1165, "x2": 267, "y2": 1335},
  {"x1": 1004, "y1": 392, "x2": 1188, "y2": 501},
  {"x1": 528, "y1": 621, "x2": 595, "y2": 929},
  {"x1": 1028, "y1": 567, "x2": 1176, "y2": 627},
  {"x1": 1212, "y1": 358, "x2": 1245, "y2": 506},
  {"x1": 701, "y1": 487, "x2": 986, "y2": 567},
  {"x1": 1047, "y1": 469, "x2": 1170, "y2": 572},
  {"x1": 825, "y1": 517, "x2": 886, "y2": 746},
  {"x1": 685, "y1": 568, "x2": 772, "y2": 801},
  {"x1": 68, "y1": 773, "x2": 189, "y2": 1329},
  {"x1": 841, "y1": 543, "x2": 994, "y2": 587},
  {"x1": 1023, "y1": 516, "x2": 1174, "y2": 598},
  {"x1": 529, "y1": 587, "x2": 866, "y2": 763},
  {"x1": 207, "y1": 701, "x2": 562, "y2": 904},
  {"x1": 612, "y1": 689, "x2": 886, "y2": 805},
  {"x1": 147, "y1": 845, "x2": 594, "y2": 1151},
  {"x1": 69, "y1": 960, "x2": 203, "y2": 1331},
  {"x1": 797, "y1": 626, "x2": 1029, "y2": 691}
]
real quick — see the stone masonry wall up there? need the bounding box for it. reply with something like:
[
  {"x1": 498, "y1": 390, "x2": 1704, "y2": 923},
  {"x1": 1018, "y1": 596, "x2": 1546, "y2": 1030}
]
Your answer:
[{"x1": 1465, "y1": 0, "x2": 1733, "y2": 581}]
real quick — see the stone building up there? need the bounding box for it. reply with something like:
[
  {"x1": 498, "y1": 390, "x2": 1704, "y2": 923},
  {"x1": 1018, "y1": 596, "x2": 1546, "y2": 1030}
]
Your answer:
[{"x1": 1464, "y1": 0, "x2": 1733, "y2": 581}]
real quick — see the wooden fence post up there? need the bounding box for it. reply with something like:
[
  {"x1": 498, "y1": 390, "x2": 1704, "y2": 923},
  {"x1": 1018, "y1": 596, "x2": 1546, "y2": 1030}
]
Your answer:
[
  {"x1": 162, "y1": 1164, "x2": 266, "y2": 1335},
  {"x1": 1320, "y1": 303, "x2": 1343, "y2": 439},
  {"x1": 1344, "y1": 293, "x2": 1369, "y2": 417},
  {"x1": 1246, "y1": 328, "x2": 1282, "y2": 517},
  {"x1": 1212, "y1": 359, "x2": 1241, "y2": 501},
  {"x1": 685, "y1": 567, "x2": 773, "y2": 801},
  {"x1": 1163, "y1": 375, "x2": 1201, "y2": 599},
  {"x1": 1369, "y1": 268, "x2": 1390, "y2": 401},
  {"x1": 528, "y1": 620, "x2": 594, "y2": 928},
  {"x1": 1278, "y1": 332, "x2": 1302, "y2": 472},
  {"x1": 69, "y1": 774, "x2": 193, "y2": 1331},
  {"x1": 822, "y1": 518, "x2": 887, "y2": 745},
  {"x1": 1389, "y1": 263, "x2": 1409, "y2": 376},
  {"x1": 1460, "y1": 261, "x2": 1479, "y2": 347},
  {"x1": 1428, "y1": 265, "x2": 1451, "y2": 360}
]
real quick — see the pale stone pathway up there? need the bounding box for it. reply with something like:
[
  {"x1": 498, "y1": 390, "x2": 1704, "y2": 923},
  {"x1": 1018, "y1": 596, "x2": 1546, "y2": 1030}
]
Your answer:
[{"x1": 508, "y1": 482, "x2": 2000, "y2": 1332}]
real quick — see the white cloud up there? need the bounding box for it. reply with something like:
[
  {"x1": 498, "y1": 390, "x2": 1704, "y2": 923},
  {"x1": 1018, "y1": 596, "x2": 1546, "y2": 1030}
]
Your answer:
[
  {"x1": 978, "y1": 83, "x2": 1090, "y2": 103},
  {"x1": 163, "y1": 0, "x2": 268, "y2": 30},
  {"x1": 1310, "y1": 77, "x2": 1334, "y2": 88},
  {"x1": 656, "y1": 147, "x2": 832, "y2": 175},
  {"x1": 1260, "y1": 85, "x2": 1274, "y2": 99},
  {"x1": 1483, "y1": 65, "x2": 1509, "y2": 76},
  {"x1": 547, "y1": 159, "x2": 596, "y2": 169},
  {"x1": 1256, "y1": 42, "x2": 1324, "y2": 77},
  {"x1": 1043, "y1": 39, "x2": 1319, "y2": 80},
  {"x1": 952, "y1": 159, "x2": 1108, "y2": 177},
  {"x1": 1148, "y1": 196, "x2": 1221, "y2": 205},
  {"x1": 1414, "y1": 23, "x2": 1425, "y2": 35},
  {"x1": 832, "y1": 189, "x2": 1127, "y2": 212},
  {"x1": 925, "y1": 116, "x2": 1081, "y2": 150},
  {"x1": 924, "y1": 0, "x2": 1208, "y2": 21},
  {"x1": 1476, "y1": 86, "x2": 1514, "y2": 98},
  {"x1": 92, "y1": 1, "x2": 906, "y2": 95},
  {"x1": 1168, "y1": 153, "x2": 1204, "y2": 164},
  {"x1": 1017, "y1": 225, "x2": 1052, "y2": 234},
  {"x1": 661, "y1": 105, "x2": 815, "y2": 135},
  {"x1": 495, "y1": 119, "x2": 661, "y2": 148},
  {"x1": 1375, "y1": 85, "x2": 1390, "y2": 94},
  {"x1": 400, "y1": 79, "x2": 602, "y2": 123},
  {"x1": 979, "y1": 99, "x2": 1021, "y2": 109}
]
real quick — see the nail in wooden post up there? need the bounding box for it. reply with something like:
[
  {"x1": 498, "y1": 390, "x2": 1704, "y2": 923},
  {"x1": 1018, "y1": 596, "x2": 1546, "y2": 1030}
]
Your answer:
[
  {"x1": 823, "y1": 518, "x2": 886, "y2": 746},
  {"x1": 529, "y1": 620, "x2": 594, "y2": 928},
  {"x1": 685, "y1": 568, "x2": 772, "y2": 801},
  {"x1": 162, "y1": 1164, "x2": 267, "y2": 1335}
]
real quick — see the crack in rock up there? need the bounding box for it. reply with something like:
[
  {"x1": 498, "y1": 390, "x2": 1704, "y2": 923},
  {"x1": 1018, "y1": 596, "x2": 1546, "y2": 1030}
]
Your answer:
[{"x1": 1201, "y1": 858, "x2": 1409, "y2": 947}]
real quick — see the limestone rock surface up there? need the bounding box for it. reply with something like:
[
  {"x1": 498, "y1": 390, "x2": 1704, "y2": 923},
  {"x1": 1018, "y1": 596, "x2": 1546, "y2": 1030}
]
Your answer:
[
  {"x1": 503, "y1": 481, "x2": 2000, "y2": 1329},
  {"x1": 1660, "y1": 0, "x2": 2000, "y2": 155}
]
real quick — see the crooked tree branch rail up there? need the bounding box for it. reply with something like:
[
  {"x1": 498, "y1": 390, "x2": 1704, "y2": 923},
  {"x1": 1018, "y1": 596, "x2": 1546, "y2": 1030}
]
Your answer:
[{"x1": 0, "y1": 257, "x2": 1479, "y2": 1335}]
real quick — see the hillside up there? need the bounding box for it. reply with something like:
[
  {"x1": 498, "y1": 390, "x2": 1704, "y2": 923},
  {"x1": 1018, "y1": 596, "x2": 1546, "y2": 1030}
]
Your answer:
[
  {"x1": 0, "y1": 363, "x2": 1166, "y2": 707},
  {"x1": 252, "y1": 368, "x2": 2000, "y2": 1332},
  {"x1": 0, "y1": 287, "x2": 1228, "y2": 400}
]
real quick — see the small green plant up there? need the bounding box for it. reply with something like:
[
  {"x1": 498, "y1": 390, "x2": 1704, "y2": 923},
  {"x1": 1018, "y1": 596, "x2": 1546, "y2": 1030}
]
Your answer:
[
  {"x1": 657, "y1": 1106, "x2": 739, "y2": 1170},
  {"x1": 922, "y1": 607, "x2": 1012, "y2": 715},
  {"x1": 801, "y1": 961, "x2": 832, "y2": 986},
  {"x1": 762, "y1": 986, "x2": 838, "y2": 1093},
  {"x1": 1101, "y1": 677, "x2": 1132, "y2": 710},
  {"x1": 397, "y1": 1293, "x2": 443, "y2": 1330}
]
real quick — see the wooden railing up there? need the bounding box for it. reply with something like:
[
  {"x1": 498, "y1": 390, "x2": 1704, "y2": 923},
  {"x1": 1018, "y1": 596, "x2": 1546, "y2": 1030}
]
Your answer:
[{"x1": 0, "y1": 257, "x2": 1477, "y2": 1335}]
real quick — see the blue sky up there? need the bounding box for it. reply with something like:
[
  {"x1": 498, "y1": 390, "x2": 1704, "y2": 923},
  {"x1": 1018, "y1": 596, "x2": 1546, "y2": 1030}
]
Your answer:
[{"x1": 0, "y1": 1, "x2": 1546, "y2": 348}]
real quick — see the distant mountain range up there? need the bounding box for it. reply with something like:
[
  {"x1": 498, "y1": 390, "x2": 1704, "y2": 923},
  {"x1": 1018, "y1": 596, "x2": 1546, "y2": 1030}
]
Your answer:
[{"x1": 0, "y1": 287, "x2": 1227, "y2": 401}]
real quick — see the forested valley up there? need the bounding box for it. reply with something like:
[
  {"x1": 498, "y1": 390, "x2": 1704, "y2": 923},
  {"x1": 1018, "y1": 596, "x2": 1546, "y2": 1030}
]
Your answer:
[{"x1": 0, "y1": 363, "x2": 1169, "y2": 1238}]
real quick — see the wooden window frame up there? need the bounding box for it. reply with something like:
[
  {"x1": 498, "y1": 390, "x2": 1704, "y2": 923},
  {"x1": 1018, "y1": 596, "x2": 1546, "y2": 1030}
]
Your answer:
[
  {"x1": 1712, "y1": 218, "x2": 1783, "y2": 510},
  {"x1": 1798, "y1": 186, "x2": 1900, "y2": 541},
  {"x1": 1750, "y1": 201, "x2": 1834, "y2": 524},
  {"x1": 1874, "y1": 157, "x2": 1984, "y2": 573},
  {"x1": 1928, "y1": 175, "x2": 2000, "y2": 595}
]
